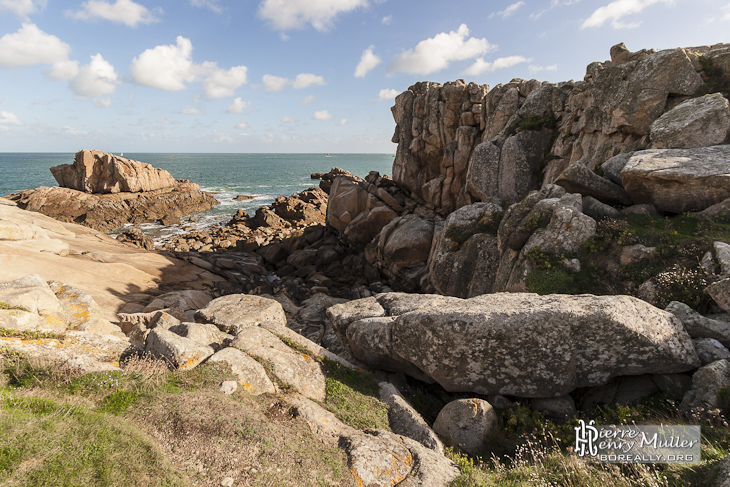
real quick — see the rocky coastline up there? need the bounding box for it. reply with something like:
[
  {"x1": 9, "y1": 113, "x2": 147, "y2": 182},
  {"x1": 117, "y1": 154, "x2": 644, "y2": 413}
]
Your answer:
[{"x1": 3, "y1": 42, "x2": 730, "y2": 486}]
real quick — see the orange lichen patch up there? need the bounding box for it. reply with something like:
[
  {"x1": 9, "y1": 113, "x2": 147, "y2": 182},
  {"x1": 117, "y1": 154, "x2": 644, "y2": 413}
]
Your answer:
[
  {"x1": 67, "y1": 304, "x2": 91, "y2": 325},
  {"x1": 241, "y1": 381, "x2": 253, "y2": 391},
  {"x1": 351, "y1": 467, "x2": 366, "y2": 487},
  {"x1": 375, "y1": 451, "x2": 413, "y2": 485}
]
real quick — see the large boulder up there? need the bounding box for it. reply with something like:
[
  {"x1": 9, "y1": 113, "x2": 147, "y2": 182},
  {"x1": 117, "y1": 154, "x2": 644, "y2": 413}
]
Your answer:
[
  {"x1": 328, "y1": 292, "x2": 700, "y2": 398},
  {"x1": 621, "y1": 146, "x2": 730, "y2": 213},
  {"x1": 433, "y1": 399, "x2": 498, "y2": 454},
  {"x1": 680, "y1": 359, "x2": 730, "y2": 409},
  {"x1": 51, "y1": 150, "x2": 178, "y2": 194},
  {"x1": 650, "y1": 93, "x2": 730, "y2": 149},
  {"x1": 194, "y1": 294, "x2": 287, "y2": 334}
]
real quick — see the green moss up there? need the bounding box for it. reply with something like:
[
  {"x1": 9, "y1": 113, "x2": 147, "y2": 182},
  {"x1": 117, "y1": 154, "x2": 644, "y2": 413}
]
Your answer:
[
  {"x1": 696, "y1": 54, "x2": 730, "y2": 98},
  {"x1": 522, "y1": 214, "x2": 543, "y2": 233},
  {"x1": 321, "y1": 359, "x2": 389, "y2": 430},
  {"x1": 0, "y1": 302, "x2": 29, "y2": 312},
  {"x1": 517, "y1": 112, "x2": 556, "y2": 131},
  {"x1": 0, "y1": 327, "x2": 65, "y2": 341}
]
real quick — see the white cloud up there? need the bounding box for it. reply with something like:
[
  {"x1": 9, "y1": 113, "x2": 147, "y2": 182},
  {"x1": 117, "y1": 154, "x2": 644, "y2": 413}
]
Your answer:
[
  {"x1": 389, "y1": 24, "x2": 495, "y2": 75},
  {"x1": 68, "y1": 0, "x2": 161, "y2": 27},
  {"x1": 336, "y1": 118, "x2": 347, "y2": 125},
  {"x1": 94, "y1": 97, "x2": 112, "y2": 107},
  {"x1": 0, "y1": 23, "x2": 71, "y2": 68},
  {"x1": 262, "y1": 74, "x2": 289, "y2": 92},
  {"x1": 235, "y1": 120, "x2": 248, "y2": 129},
  {"x1": 529, "y1": 64, "x2": 558, "y2": 72},
  {"x1": 531, "y1": 0, "x2": 581, "y2": 20},
  {"x1": 258, "y1": 0, "x2": 368, "y2": 31},
  {"x1": 313, "y1": 110, "x2": 333, "y2": 120},
  {"x1": 381, "y1": 14, "x2": 391, "y2": 24},
  {"x1": 300, "y1": 95, "x2": 316, "y2": 105},
  {"x1": 130, "y1": 36, "x2": 198, "y2": 90},
  {"x1": 0, "y1": 0, "x2": 46, "y2": 18},
  {"x1": 227, "y1": 97, "x2": 250, "y2": 113},
  {"x1": 354, "y1": 46, "x2": 381, "y2": 78},
  {"x1": 377, "y1": 88, "x2": 399, "y2": 101},
  {"x1": 581, "y1": 0, "x2": 671, "y2": 29},
  {"x1": 70, "y1": 53, "x2": 120, "y2": 97},
  {"x1": 64, "y1": 125, "x2": 88, "y2": 136},
  {"x1": 463, "y1": 55, "x2": 528, "y2": 76},
  {"x1": 48, "y1": 59, "x2": 80, "y2": 80},
  {"x1": 282, "y1": 117, "x2": 298, "y2": 123},
  {"x1": 202, "y1": 65, "x2": 248, "y2": 98},
  {"x1": 190, "y1": 0, "x2": 222, "y2": 13},
  {"x1": 490, "y1": 1, "x2": 525, "y2": 19},
  {"x1": 0, "y1": 111, "x2": 23, "y2": 127},
  {"x1": 181, "y1": 107, "x2": 204, "y2": 114},
  {"x1": 293, "y1": 73, "x2": 326, "y2": 89}
]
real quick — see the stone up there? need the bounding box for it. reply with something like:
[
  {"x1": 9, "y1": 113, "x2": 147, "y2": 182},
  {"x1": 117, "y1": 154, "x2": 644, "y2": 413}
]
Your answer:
[
  {"x1": 619, "y1": 244, "x2": 656, "y2": 266},
  {"x1": 681, "y1": 359, "x2": 730, "y2": 409},
  {"x1": 51, "y1": 150, "x2": 177, "y2": 194},
  {"x1": 168, "y1": 322, "x2": 233, "y2": 350},
  {"x1": 206, "y1": 347, "x2": 275, "y2": 395},
  {"x1": 395, "y1": 436, "x2": 460, "y2": 487},
  {"x1": 379, "y1": 382, "x2": 444, "y2": 452},
  {"x1": 705, "y1": 279, "x2": 730, "y2": 315},
  {"x1": 288, "y1": 394, "x2": 357, "y2": 444},
  {"x1": 582, "y1": 196, "x2": 620, "y2": 220},
  {"x1": 652, "y1": 374, "x2": 693, "y2": 400},
  {"x1": 0, "y1": 274, "x2": 66, "y2": 331},
  {"x1": 621, "y1": 204, "x2": 658, "y2": 216},
  {"x1": 497, "y1": 129, "x2": 555, "y2": 205},
  {"x1": 231, "y1": 326, "x2": 326, "y2": 401},
  {"x1": 715, "y1": 453, "x2": 730, "y2": 487},
  {"x1": 194, "y1": 294, "x2": 287, "y2": 334},
  {"x1": 715, "y1": 241, "x2": 730, "y2": 277},
  {"x1": 116, "y1": 228, "x2": 154, "y2": 250},
  {"x1": 621, "y1": 146, "x2": 730, "y2": 213},
  {"x1": 259, "y1": 321, "x2": 356, "y2": 369},
  {"x1": 143, "y1": 290, "x2": 212, "y2": 313},
  {"x1": 668, "y1": 301, "x2": 730, "y2": 348},
  {"x1": 48, "y1": 281, "x2": 122, "y2": 336},
  {"x1": 650, "y1": 93, "x2": 730, "y2": 149},
  {"x1": 333, "y1": 293, "x2": 699, "y2": 398},
  {"x1": 118, "y1": 309, "x2": 185, "y2": 332},
  {"x1": 220, "y1": 381, "x2": 237, "y2": 395},
  {"x1": 530, "y1": 396, "x2": 576, "y2": 419},
  {"x1": 601, "y1": 152, "x2": 634, "y2": 186},
  {"x1": 144, "y1": 328, "x2": 214, "y2": 370},
  {"x1": 555, "y1": 162, "x2": 632, "y2": 206},
  {"x1": 693, "y1": 338, "x2": 730, "y2": 365},
  {"x1": 580, "y1": 375, "x2": 659, "y2": 411},
  {"x1": 342, "y1": 430, "x2": 414, "y2": 487},
  {"x1": 433, "y1": 399, "x2": 498, "y2": 454}
]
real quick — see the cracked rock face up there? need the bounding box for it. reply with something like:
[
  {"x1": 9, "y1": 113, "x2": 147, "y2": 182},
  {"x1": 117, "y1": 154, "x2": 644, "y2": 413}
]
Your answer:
[{"x1": 328, "y1": 292, "x2": 700, "y2": 398}]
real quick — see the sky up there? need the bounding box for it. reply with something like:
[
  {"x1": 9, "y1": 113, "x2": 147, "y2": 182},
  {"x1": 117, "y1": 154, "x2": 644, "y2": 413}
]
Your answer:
[{"x1": 0, "y1": 0, "x2": 729, "y2": 153}]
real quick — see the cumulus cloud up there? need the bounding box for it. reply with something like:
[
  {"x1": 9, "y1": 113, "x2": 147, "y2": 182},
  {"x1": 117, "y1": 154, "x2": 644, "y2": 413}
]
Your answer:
[
  {"x1": 70, "y1": 53, "x2": 120, "y2": 96},
  {"x1": 0, "y1": 23, "x2": 72, "y2": 68},
  {"x1": 258, "y1": 0, "x2": 368, "y2": 31},
  {"x1": 336, "y1": 118, "x2": 347, "y2": 125},
  {"x1": 463, "y1": 55, "x2": 528, "y2": 76},
  {"x1": 131, "y1": 36, "x2": 247, "y2": 96},
  {"x1": 581, "y1": 0, "x2": 671, "y2": 29},
  {"x1": 293, "y1": 73, "x2": 326, "y2": 89},
  {"x1": 389, "y1": 24, "x2": 495, "y2": 75},
  {"x1": 0, "y1": 111, "x2": 23, "y2": 127},
  {"x1": 181, "y1": 107, "x2": 203, "y2": 114},
  {"x1": 490, "y1": 1, "x2": 525, "y2": 19},
  {"x1": 262, "y1": 74, "x2": 289, "y2": 92},
  {"x1": 282, "y1": 117, "x2": 298, "y2": 123},
  {"x1": 190, "y1": 0, "x2": 222, "y2": 13},
  {"x1": 235, "y1": 120, "x2": 248, "y2": 129},
  {"x1": 313, "y1": 110, "x2": 333, "y2": 120},
  {"x1": 377, "y1": 88, "x2": 399, "y2": 101},
  {"x1": 227, "y1": 97, "x2": 250, "y2": 113},
  {"x1": 67, "y1": 0, "x2": 161, "y2": 27},
  {"x1": 202, "y1": 65, "x2": 248, "y2": 98},
  {"x1": 354, "y1": 46, "x2": 381, "y2": 78},
  {"x1": 94, "y1": 97, "x2": 112, "y2": 107},
  {"x1": 0, "y1": 0, "x2": 46, "y2": 18},
  {"x1": 529, "y1": 64, "x2": 558, "y2": 72},
  {"x1": 299, "y1": 95, "x2": 316, "y2": 105},
  {"x1": 47, "y1": 59, "x2": 80, "y2": 80}
]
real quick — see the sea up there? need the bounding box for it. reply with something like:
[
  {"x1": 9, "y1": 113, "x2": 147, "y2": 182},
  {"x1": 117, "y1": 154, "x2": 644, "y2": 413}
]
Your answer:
[{"x1": 0, "y1": 153, "x2": 395, "y2": 241}]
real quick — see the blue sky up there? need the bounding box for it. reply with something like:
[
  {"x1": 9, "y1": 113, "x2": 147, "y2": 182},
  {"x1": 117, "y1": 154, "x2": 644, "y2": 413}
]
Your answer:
[{"x1": 0, "y1": 0, "x2": 729, "y2": 153}]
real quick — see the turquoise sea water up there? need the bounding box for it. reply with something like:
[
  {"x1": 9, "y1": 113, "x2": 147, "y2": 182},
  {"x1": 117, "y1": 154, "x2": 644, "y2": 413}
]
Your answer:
[{"x1": 0, "y1": 152, "x2": 395, "y2": 238}]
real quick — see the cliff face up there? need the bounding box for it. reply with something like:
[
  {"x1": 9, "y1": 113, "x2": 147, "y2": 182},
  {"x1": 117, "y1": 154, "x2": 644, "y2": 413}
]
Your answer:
[{"x1": 389, "y1": 43, "x2": 729, "y2": 215}]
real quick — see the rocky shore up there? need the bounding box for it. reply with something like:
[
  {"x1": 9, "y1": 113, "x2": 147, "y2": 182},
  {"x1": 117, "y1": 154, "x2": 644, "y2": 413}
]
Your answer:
[{"x1": 3, "y1": 42, "x2": 730, "y2": 486}]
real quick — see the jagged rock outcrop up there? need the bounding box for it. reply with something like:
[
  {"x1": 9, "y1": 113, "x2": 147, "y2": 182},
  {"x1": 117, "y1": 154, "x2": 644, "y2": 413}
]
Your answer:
[
  {"x1": 327, "y1": 292, "x2": 699, "y2": 398},
  {"x1": 51, "y1": 150, "x2": 177, "y2": 194},
  {"x1": 650, "y1": 93, "x2": 730, "y2": 149}
]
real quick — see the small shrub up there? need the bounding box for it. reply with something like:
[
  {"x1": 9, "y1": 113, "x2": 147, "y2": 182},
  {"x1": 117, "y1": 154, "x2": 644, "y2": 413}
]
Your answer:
[
  {"x1": 517, "y1": 112, "x2": 556, "y2": 131},
  {"x1": 0, "y1": 302, "x2": 29, "y2": 312}
]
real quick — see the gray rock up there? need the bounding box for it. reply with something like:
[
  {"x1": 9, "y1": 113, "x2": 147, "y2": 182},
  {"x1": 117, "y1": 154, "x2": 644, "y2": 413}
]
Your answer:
[
  {"x1": 326, "y1": 296, "x2": 386, "y2": 354},
  {"x1": 581, "y1": 375, "x2": 658, "y2": 411},
  {"x1": 231, "y1": 326, "x2": 326, "y2": 401},
  {"x1": 530, "y1": 396, "x2": 576, "y2": 419},
  {"x1": 681, "y1": 359, "x2": 730, "y2": 409},
  {"x1": 260, "y1": 321, "x2": 356, "y2": 369},
  {"x1": 582, "y1": 196, "x2": 620, "y2": 220},
  {"x1": 693, "y1": 338, "x2": 730, "y2": 365},
  {"x1": 206, "y1": 347, "x2": 275, "y2": 395},
  {"x1": 561, "y1": 258, "x2": 581, "y2": 273},
  {"x1": 622, "y1": 146, "x2": 730, "y2": 213},
  {"x1": 497, "y1": 129, "x2": 555, "y2": 205},
  {"x1": 373, "y1": 214, "x2": 435, "y2": 292},
  {"x1": 342, "y1": 430, "x2": 414, "y2": 487},
  {"x1": 194, "y1": 294, "x2": 287, "y2": 334},
  {"x1": 705, "y1": 280, "x2": 730, "y2": 314},
  {"x1": 666, "y1": 301, "x2": 730, "y2": 348},
  {"x1": 168, "y1": 322, "x2": 232, "y2": 350},
  {"x1": 433, "y1": 399, "x2": 498, "y2": 454},
  {"x1": 335, "y1": 293, "x2": 699, "y2": 398},
  {"x1": 521, "y1": 193, "x2": 596, "y2": 256},
  {"x1": 220, "y1": 381, "x2": 237, "y2": 395},
  {"x1": 555, "y1": 162, "x2": 632, "y2": 206},
  {"x1": 619, "y1": 244, "x2": 656, "y2": 266},
  {"x1": 621, "y1": 204, "x2": 658, "y2": 216},
  {"x1": 118, "y1": 308, "x2": 186, "y2": 331},
  {"x1": 601, "y1": 152, "x2": 634, "y2": 186},
  {"x1": 652, "y1": 374, "x2": 693, "y2": 400},
  {"x1": 144, "y1": 328, "x2": 214, "y2": 370},
  {"x1": 650, "y1": 93, "x2": 730, "y2": 149},
  {"x1": 379, "y1": 382, "x2": 444, "y2": 452},
  {"x1": 715, "y1": 241, "x2": 730, "y2": 277},
  {"x1": 396, "y1": 436, "x2": 460, "y2": 487},
  {"x1": 702, "y1": 251, "x2": 718, "y2": 275},
  {"x1": 715, "y1": 452, "x2": 730, "y2": 487}
]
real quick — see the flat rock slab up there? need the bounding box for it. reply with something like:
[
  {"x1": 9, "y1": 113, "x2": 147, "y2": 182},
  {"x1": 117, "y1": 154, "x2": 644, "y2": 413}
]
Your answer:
[
  {"x1": 195, "y1": 294, "x2": 287, "y2": 334},
  {"x1": 206, "y1": 347, "x2": 275, "y2": 395},
  {"x1": 169, "y1": 322, "x2": 232, "y2": 350},
  {"x1": 650, "y1": 93, "x2": 730, "y2": 149},
  {"x1": 342, "y1": 430, "x2": 413, "y2": 487},
  {"x1": 0, "y1": 274, "x2": 66, "y2": 330},
  {"x1": 621, "y1": 146, "x2": 730, "y2": 213},
  {"x1": 145, "y1": 328, "x2": 214, "y2": 370},
  {"x1": 379, "y1": 382, "x2": 443, "y2": 452},
  {"x1": 330, "y1": 292, "x2": 700, "y2": 398},
  {"x1": 666, "y1": 301, "x2": 730, "y2": 348}
]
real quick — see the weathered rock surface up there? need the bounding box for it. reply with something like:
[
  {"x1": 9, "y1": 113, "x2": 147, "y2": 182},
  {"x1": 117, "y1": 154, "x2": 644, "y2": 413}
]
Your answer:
[
  {"x1": 168, "y1": 322, "x2": 232, "y2": 350},
  {"x1": 681, "y1": 359, "x2": 730, "y2": 409},
  {"x1": 0, "y1": 274, "x2": 66, "y2": 331},
  {"x1": 379, "y1": 382, "x2": 443, "y2": 452},
  {"x1": 144, "y1": 328, "x2": 214, "y2": 370},
  {"x1": 650, "y1": 93, "x2": 730, "y2": 149},
  {"x1": 194, "y1": 294, "x2": 287, "y2": 334},
  {"x1": 621, "y1": 146, "x2": 730, "y2": 213},
  {"x1": 433, "y1": 399, "x2": 498, "y2": 454},
  {"x1": 554, "y1": 162, "x2": 631, "y2": 206},
  {"x1": 206, "y1": 347, "x2": 276, "y2": 395},
  {"x1": 693, "y1": 338, "x2": 730, "y2": 365},
  {"x1": 666, "y1": 301, "x2": 730, "y2": 348},
  {"x1": 51, "y1": 150, "x2": 177, "y2": 194},
  {"x1": 329, "y1": 292, "x2": 700, "y2": 397}
]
